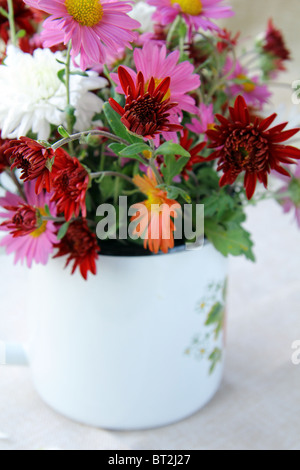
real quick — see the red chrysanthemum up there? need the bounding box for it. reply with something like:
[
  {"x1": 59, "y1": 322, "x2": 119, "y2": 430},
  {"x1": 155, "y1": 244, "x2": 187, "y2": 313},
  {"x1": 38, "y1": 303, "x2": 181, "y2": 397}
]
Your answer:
[
  {"x1": 216, "y1": 28, "x2": 240, "y2": 53},
  {"x1": 1, "y1": 203, "x2": 37, "y2": 237},
  {"x1": 5, "y1": 137, "x2": 55, "y2": 194},
  {"x1": 0, "y1": 0, "x2": 42, "y2": 44},
  {"x1": 51, "y1": 150, "x2": 89, "y2": 222},
  {"x1": 0, "y1": 137, "x2": 12, "y2": 174},
  {"x1": 206, "y1": 95, "x2": 300, "y2": 199},
  {"x1": 178, "y1": 130, "x2": 206, "y2": 180},
  {"x1": 263, "y1": 19, "x2": 290, "y2": 63},
  {"x1": 54, "y1": 220, "x2": 99, "y2": 280},
  {"x1": 109, "y1": 66, "x2": 182, "y2": 139}
]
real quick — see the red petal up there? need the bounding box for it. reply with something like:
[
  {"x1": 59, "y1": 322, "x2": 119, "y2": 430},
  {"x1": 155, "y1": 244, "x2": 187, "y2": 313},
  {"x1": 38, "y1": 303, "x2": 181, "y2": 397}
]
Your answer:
[
  {"x1": 269, "y1": 128, "x2": 299, "y2": 142},
  {"x1": 272, "y1": 144, "x2": 300, "y2": 159},
  {"x1": 235, "y1": 95, "x2": 250, "y2": 124},
  {"x1": 244, "y1": 172, "x2": 257, "y2": 200},
  {"x1": 267, "y1": 122, "x2": 287, "y2": 134},
  {"x1": 155, "y1": 76, "x2": 170, "y2": 96},
  {"x1": 273, "y1": 165, "x2": 291, "y2": 177},
  {"x1": 118, "y1": 66, "x2": 136, "y2": 97},
  {"x1": 108, "y1": 98, "x2": 125, "y2": 117},
  {"x1": 259, "y1": 113, "x2": 277, "y2": 131}
]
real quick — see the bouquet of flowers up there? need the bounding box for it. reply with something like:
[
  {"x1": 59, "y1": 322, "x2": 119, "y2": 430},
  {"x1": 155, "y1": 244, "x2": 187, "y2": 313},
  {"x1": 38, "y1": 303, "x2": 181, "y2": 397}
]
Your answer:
[{"x1": 0, "y1": 0, "x2": 299, "y2": 280}]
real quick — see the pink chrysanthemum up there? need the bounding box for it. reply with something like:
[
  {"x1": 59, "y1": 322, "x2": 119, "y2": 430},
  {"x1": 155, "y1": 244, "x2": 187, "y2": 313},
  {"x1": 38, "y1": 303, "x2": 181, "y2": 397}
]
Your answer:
[
  {"x1": 24, "y1": 0, "x2": 140, "y2": 70},
  {"x1": 276, "y1": 162, "x2": 300, "y2": 227},
  {"x1": 147, "y1": 0, "x2": 234, "y2": 34},
  {"x1": 111, "y1": 42, "x2": 200, "y2": 144},
  {"x1": 187, "y1": 103, "x2": 215, "y2": 141},
  {"x1": 0, "y1": 183, "x2": 57, "y2": 267},
  {"x1": 224, "y1": 57, "x2": 272, "y2": 109}
]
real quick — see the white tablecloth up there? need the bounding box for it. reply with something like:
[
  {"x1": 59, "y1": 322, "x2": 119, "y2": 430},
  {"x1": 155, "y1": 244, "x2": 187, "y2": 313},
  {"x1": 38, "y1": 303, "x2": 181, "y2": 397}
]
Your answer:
[{"x1": 0, "y1": 200, "x2": 299, "y2": 450}]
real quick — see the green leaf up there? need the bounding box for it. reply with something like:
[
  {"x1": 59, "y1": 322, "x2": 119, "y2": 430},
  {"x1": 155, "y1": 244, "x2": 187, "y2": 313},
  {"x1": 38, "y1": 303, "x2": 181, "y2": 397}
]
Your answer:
[
  {"x1": 108, "y1": 143, "x2": 127, "y2": 155},
  {"x1": 56, "y1": 59, "x2": 67, "y2": 66},
  {"x1": 57, "y1": 126, "x2": 70, "y2": 138},
  {"x1": 119, "y1": 143, "x2": 150, "y2": 157},
  {"x1": 161, "y1": 153, "x2": 190, "y2": 185},
  {"x1": 16, "y1": 29, "x2": 26, "y2": 39},
  {"x1": 205, "y1": 302, "x2": 224, "y2": 339},
  {"x1": 57, "y1": 222, "x2": 70, "y2": 240},
  {"x1": 205, "y1": 219, "x2": 255, "y2": 261},
  {"x1": 0, "y1": 7, "x2": 9, "y2": 18},
  {"x1": 103, "y1": 102, "x2": 142, "y2": 145},
  {"x1": 44, "y1": 205, "x2": 51, "y2": 217},
  {"x1": 157, "y1": 184, "x2": 191, "y2": 203},
  {"x1": 156, "y1": 141, "x2": 190, "y2": 157},
  {"x1": 57, "y1": 69, "x2": 66, "y2": 84},
  {"x1": 208, "y1": 348, "x2": 222, "y2": 375}
]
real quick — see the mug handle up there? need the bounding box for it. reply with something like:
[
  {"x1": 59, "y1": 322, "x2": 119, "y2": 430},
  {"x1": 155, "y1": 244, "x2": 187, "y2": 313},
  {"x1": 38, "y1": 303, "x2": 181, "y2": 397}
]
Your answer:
[{"x1": 0, "y1": 341, "x2": 28, "y2": 366}]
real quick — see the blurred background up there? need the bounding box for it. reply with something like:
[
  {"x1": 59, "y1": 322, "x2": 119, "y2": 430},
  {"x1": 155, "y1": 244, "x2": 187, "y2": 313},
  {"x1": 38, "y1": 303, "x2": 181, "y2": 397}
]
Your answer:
[{"x1": 0, "y1": 0, "x2": 299, "y2": 450}]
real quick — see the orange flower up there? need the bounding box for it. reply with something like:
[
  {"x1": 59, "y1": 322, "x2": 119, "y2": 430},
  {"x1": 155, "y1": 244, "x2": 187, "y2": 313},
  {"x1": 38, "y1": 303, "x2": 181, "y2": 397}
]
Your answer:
[{"x1": 131, "y1": 170, "x2": 180, "y2": 254}]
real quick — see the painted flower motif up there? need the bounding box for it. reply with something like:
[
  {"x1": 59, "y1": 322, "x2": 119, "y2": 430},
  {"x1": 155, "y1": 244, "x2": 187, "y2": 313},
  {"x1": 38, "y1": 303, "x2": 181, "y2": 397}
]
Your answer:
[
  {"x1": 206, "y1": 95, "x2": 300, "y2": 199},
  {"x1": 109, "y1": 66, "x2": 182, "y2": 139},
  {"x1": 0, "y1": 0, "x2": 42, "y2": 44},
  {"x1": 24, "y1": 0, "x2": 140, "y2": 71},
  {"x1": 6, "y1": 137, "x2": 55, "y2": 194},
  {"x1": 51, "y1": 149, "x2": 90, "y2": 222},
  {"x1": 0, "y1": 183, "x2": 57, "y2": 267},
  {"x1": 0, "y1": 46, "x2": 107, "y2": 140},
  {"x1": 276, "y1": 162, "x2": 300, "y2": 227},
  {"x1": 224, "y1": 57, "x2": 272, "y2": 109},
  {"x1": 111, "y1": 42, "x2": 200, "y2": 142},
  {"x1": 147, "y1": 0, "x2": 234, "y2": 33},
  {"x1": 187, "y1": 103, "x2": 216, "y2": 141},
  {"x1": 131, "y1": 169, "x2": 180, "y2": 254},
  {"x1": 54, "y1": 219, "x2": 99, "y2": 280}
]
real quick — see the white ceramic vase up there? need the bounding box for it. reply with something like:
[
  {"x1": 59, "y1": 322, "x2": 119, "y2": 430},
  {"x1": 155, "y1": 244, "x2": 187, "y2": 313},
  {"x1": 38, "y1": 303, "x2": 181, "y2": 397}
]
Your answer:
[{"x1": 21, "y1": 243, "x2": 228, "y2": 430}]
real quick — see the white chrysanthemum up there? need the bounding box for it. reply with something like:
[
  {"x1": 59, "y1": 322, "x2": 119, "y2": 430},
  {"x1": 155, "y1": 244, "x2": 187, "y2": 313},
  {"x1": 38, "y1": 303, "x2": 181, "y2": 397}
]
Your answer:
[
  {"x1": 129, "y1": 1, "x2": 156, "y2": 33},
  {"x1": 0, "y1": 46, "x2": 107, "y2": 140}
]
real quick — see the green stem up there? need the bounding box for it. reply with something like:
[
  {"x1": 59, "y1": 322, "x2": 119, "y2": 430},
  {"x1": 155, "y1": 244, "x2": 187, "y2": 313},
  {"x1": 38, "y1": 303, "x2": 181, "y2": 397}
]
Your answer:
[
  {"x1": 7, "y1": 170, "x2": 26, "y2": 200},
  {"x1": 166, "y1": 15, "x2": 181, "y2": 48},
  {"x1": 90, "y1": 171, "x2": 134, "y2": 186},
  {"x1": 149, "y1": 140, "x2": 163, "y2": 184},
  {"x1": 52, "y1": 130, "x2": 130, "y2": 151},
  {"x1": 7, "y1": 0, "x2": 17, "y2": 46},
  {"x1": 65, "y1": 41, "x2": 74, "y2": 154}
]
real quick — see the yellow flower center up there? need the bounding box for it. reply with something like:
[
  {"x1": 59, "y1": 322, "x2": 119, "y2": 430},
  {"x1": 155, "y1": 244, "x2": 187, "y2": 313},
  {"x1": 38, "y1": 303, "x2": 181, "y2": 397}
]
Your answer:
[
  {"x1": 31, "y1": 208, "x2": 47, "y2": 238},
  {"x1": 65, "y1": 0, "x2": 103, "y2": 27},
  {"x1": 237, "y1": 74, "x2": 256, "y2": 93},
  {"x1": 146, "y1": 78, "x2": 171, "y2": 102},
  {"x1": 171, "y1": 0, "x2": 203, "y2": 16},
  {"x1": 207, "y1": 123, "x2": 216, "y2": 130},
  {"x1": 142, "y1": 150, "x2": 153, "y2": 160}
]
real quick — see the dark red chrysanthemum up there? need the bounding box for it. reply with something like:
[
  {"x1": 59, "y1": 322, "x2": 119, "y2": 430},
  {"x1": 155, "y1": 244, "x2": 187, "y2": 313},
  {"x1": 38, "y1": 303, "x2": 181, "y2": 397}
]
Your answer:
[
  {"x1": 263, "y1": 19, "x2": 290, "y2": 63},
  {"x1": 178, "y1": 130, "x2": 206, "y2": 180},
  {"x1": 51, "y1": 150, "x2": 89, "y2": 222},
  {"x1": 0, "y1": 137, "x2": 12, "y2": 173},
  {"x1": 54, "y1": 220, "x2": 99, "y2": 280},
  {"x1": 5, "y1": 137, "x2": 55, "y2": 194},
  {"x1": 109, "y1": 66, "x2": 182, "y2": 139},
  {"x1": 216, "y1": 28, "x2": 240, "y2": 53},
  {"x1": 0, "y1": 0, "x2": 42, "y2": 44},
  {"x1": 1, "y1": 203, "x2": 37, "y2": 237},
  {"x1": 206, "y1": 95, "x2": 300, "y2": 199}
]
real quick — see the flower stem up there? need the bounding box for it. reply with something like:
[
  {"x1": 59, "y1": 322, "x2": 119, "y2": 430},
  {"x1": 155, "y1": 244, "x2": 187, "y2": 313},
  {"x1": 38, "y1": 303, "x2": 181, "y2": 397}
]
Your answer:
[
  {"x1": 149, "y1": 140, "x2": 163, "y2": 184},
  {"x1": 52, "y1": 130, "x2": 130, "y2": 151},
  {"x1": 7, "y1": 0, "x2": 17, "y2": 46},
  {"x1": 65, "y1": 41, "x2": 75, "y2": 154},
  {"x1": 90, "y1": 171, "x2": 134, "y2": 185},
  {"x1": 7, "y1": 170, "x2": 26, "y2": 200}
]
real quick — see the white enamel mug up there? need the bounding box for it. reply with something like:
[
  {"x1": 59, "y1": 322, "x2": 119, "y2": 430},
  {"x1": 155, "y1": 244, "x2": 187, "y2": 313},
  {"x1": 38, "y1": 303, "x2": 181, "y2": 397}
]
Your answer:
[{"x1": 2, "y1": 243, "x2": 228, "y2": 430}]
